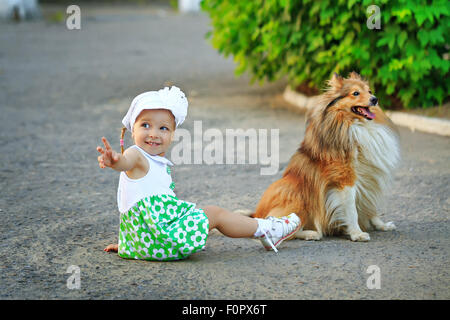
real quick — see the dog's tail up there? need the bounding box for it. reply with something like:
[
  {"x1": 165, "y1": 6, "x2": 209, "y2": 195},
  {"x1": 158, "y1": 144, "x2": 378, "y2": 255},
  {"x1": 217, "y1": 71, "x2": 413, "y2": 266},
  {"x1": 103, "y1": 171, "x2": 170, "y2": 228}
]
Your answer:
[{"x1": 233, "y1": 209, "x2": 255, "y2": 218}]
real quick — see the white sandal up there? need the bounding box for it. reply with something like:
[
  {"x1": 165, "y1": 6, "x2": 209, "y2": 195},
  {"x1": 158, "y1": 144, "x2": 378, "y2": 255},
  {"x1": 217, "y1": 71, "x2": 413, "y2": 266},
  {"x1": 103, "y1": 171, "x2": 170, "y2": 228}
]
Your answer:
[{"x1": 258, "y1": 213, "x2": 301, "y2": 252}]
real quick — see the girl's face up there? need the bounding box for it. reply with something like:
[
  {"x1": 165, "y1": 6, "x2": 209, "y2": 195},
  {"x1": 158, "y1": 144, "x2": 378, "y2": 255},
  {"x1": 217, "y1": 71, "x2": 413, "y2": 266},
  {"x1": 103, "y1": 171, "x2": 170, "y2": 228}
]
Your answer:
[{"x1": 132, "y1": 109, "x2": 176, "y2": 156}]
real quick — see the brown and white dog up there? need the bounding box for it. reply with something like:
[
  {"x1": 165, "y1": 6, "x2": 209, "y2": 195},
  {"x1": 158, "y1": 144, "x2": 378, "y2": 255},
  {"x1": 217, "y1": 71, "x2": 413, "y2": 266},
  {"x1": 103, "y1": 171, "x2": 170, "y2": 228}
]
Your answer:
[{"x1": 251, "y1": 72, "x2": 400, "y2": 241}]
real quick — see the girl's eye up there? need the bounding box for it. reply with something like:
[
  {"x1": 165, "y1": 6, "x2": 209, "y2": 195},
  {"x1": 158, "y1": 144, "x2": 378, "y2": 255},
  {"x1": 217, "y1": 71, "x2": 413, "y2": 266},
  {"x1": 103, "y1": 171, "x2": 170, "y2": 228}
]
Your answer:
[
  {"x1": 161, "y1": 127, "x2": 169, "y2": 131},
  {"x1": 353, "y1": 91, "x2": 360, "y2": 96},
  {"x1": 142, "y1": 123, "x2": 150, "y2": 128}
]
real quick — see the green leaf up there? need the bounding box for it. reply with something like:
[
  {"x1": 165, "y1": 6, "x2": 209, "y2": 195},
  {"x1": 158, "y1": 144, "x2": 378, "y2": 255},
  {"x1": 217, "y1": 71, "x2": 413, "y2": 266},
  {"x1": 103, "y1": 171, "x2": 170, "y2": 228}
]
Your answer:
[
  {"x1": 417, "y1": 29, "x2": 429, "y2": 46},
  {"x1": 392, "y1": 8, "x2": 412, "y2": 21},
  {"x1": 397, "y1": 31, "x2": 408, "y2": 47},
  {"x1": 347, "y1": 0, "x2": 359, "y2": 10}
]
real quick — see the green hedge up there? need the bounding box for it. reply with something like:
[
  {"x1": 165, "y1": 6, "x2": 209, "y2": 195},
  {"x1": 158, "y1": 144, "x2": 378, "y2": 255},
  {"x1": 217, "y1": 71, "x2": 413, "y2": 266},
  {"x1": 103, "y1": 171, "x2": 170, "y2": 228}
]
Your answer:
[{"x1": 201, "y1": 0, "x2": 449, "y2": 109}]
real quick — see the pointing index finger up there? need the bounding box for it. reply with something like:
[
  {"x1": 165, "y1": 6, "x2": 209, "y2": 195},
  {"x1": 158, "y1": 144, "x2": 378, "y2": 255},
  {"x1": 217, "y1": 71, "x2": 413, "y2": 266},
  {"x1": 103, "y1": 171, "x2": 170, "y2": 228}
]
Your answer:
[{"x1": 102, "y1": 137, "x2": 112, "y2": 150}]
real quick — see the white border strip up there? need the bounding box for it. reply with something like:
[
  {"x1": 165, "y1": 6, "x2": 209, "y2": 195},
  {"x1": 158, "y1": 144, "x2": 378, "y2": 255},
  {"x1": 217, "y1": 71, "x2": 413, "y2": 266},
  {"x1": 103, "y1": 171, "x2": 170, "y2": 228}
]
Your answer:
[{"x1": 283, "y1": 86, "x2": 450, "y2": 137}]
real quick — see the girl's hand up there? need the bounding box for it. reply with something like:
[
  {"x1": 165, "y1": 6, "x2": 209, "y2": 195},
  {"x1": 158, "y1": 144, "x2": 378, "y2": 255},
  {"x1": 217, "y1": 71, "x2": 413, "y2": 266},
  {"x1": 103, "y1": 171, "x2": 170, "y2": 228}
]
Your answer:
[
  {"x1": 97, "y1": 137, "x2": 120, "y2": 169},
  {"x1": 104, "y1": 244, "x2": 118, "y2": 252}
]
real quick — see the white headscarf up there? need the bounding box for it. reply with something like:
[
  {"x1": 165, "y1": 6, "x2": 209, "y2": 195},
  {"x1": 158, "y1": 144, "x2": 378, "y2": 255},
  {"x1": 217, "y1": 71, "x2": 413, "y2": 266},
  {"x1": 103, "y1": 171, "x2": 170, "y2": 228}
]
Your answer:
[{"x1": 122, "y1": 86, "x2": 188, "y2": 131}]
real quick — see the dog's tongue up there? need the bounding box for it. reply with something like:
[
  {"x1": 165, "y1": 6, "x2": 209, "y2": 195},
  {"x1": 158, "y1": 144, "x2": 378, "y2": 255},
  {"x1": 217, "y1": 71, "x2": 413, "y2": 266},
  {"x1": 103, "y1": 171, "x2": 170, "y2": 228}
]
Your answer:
[{"x1": 359, "y1": 107, "x2": 375, "y2": 120}]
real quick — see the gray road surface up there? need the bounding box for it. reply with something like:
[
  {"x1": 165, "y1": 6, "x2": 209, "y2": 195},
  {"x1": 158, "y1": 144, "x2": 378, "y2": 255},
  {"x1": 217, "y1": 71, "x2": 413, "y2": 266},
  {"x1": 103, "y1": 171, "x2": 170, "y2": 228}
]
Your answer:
[{"x1": 0, "y1": 4, "x2": 449, "y2": 299}]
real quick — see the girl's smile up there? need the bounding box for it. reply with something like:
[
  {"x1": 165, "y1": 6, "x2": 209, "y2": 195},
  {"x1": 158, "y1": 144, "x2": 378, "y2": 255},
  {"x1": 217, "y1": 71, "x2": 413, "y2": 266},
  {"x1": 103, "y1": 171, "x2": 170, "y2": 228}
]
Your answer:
[{"x1": 146, "y1": 141, "x2": 161, "y2": 147}]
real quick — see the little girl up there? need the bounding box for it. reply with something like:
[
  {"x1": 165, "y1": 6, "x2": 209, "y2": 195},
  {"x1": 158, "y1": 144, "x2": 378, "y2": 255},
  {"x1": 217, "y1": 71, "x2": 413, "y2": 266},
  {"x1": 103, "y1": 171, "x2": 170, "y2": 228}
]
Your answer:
[{"x1": 97, "y1": 86, "x2": 301, "y2": 261}]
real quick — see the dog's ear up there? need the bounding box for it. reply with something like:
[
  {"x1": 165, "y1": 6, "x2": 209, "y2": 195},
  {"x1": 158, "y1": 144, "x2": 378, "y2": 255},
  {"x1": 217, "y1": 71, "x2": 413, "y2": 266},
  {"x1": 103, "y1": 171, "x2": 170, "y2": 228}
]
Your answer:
[
  {"x1": 348, "y1": 71, "x2": 362, "y2": 80},
  {"x1": 349, "y1": 71, "x2": 370, "y2": 85},
  {"x1": 328, "y1": 72, "x2": 344, "y2": 89}
]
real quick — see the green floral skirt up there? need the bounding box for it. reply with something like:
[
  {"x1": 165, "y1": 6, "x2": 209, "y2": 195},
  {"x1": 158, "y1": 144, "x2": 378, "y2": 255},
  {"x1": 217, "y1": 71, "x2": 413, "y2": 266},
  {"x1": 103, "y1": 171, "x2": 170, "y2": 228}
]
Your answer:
[{"x1": 118, "y1": 194, "x2": 209, "y2": 261}]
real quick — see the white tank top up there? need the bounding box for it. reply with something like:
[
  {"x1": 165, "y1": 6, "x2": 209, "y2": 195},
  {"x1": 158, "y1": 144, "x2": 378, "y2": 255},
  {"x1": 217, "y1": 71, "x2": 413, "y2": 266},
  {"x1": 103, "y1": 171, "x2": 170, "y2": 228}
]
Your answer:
[{"x1": 117, "y1": 145, "x2": 175, "y2": 213}]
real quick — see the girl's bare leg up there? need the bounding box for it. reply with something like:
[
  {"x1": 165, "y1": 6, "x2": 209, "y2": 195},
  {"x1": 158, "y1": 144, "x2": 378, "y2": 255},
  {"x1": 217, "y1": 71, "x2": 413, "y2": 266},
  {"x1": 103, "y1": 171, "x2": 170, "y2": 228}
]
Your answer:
[
  {"x1": 104, "y1": 244, "x2": 118, "y2": 252},
  {"x1": 104, "y1": 206, "x2": 257, "y2": 252},
  {"x1": 203, "y1": 205, "x2": 258, "y2": 238}
]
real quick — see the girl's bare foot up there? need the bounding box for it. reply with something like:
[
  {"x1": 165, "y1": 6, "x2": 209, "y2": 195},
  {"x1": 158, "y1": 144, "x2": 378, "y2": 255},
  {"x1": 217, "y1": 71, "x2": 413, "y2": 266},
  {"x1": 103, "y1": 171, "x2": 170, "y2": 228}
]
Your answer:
[{"x1": 104, "y1": 244, "x2": 118, "y2": 252}]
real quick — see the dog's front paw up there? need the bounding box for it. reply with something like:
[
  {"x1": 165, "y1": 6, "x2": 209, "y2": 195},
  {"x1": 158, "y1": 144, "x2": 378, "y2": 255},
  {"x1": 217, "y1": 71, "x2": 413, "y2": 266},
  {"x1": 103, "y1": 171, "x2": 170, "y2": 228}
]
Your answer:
[
  {"x1": 383, "y1": 221, "x2": 396, "y2": 231},
  {"x1": 349, "y1": 231, "x2": 370, "y2": 242},
  {"x1": 371, "y1": 217, "x2": 397, "y2": 231},
  {"x1": 375, "y1": 221, "x2": 397, "y2": 231},
  {"x1": 295, "y1": 230, "x2": 322, "y2": 241}
]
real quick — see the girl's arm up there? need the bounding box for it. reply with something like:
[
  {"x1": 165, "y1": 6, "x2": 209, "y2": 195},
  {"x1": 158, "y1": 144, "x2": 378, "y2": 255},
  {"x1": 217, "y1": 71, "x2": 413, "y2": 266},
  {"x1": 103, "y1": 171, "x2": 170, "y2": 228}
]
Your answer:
[{"x1": 97, "y1": 137, "x2": 141, "y2": 172}]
